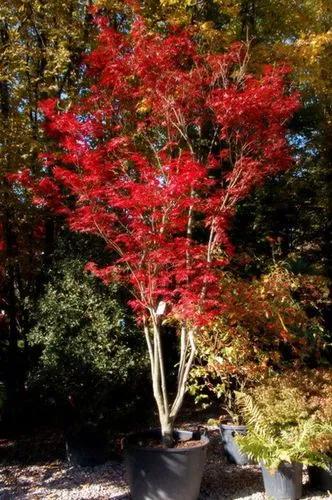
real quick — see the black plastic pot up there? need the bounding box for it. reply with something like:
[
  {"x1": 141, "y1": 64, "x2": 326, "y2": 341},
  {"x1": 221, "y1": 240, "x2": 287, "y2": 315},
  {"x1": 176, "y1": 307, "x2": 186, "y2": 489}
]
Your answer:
[
  {"x1": 219, "y1": 424, "x2": 250, "y2": 465},
  {"x1": 124, "y1": 429, "x2": 209, "y2": 500},
  {"x1": 65, "y1": 424, "x2": 108, "y2": 467},
  {"x1": 308, "y1": 464, "x2": 332, "y2": 491},
  {"x1": 261, "y1": 462, "x2": 303, "y2": 500}
]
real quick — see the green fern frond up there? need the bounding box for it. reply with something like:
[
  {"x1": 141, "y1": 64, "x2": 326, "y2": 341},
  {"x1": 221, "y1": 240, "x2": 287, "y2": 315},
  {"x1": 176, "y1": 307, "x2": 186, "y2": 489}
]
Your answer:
[{"x1": 235, "y1": 383, "x2": 332, "y2": 471}]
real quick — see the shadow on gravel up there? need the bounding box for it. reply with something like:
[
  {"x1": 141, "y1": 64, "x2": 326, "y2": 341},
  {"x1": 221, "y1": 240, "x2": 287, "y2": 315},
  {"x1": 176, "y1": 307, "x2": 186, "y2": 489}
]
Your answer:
[
  {"x1": 0, "y1": 429, "x2": 65, "y2": 465},
  {"x1": 200, "y1": 464, "x2": 264, "y2": 499},
  {"x1": 0, "y1": 460, "x2": 128, "y2": 498},
  {"x1": 199, "y1": 430, "x2": 264, "y2": 499}
]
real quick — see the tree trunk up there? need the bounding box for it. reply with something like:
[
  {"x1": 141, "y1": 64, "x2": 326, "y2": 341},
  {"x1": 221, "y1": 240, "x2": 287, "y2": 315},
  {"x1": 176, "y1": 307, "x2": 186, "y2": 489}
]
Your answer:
[
  {"x1": 160, "y1": 415, "x2": 175, "y2": 448},
  {"x1": 144, "y1": 315, "x2": 196, "y2": 448},
  {"x1": 2, "y1": 207, "x2": 21, "y2": 428},
  {"x1": 1, "y1": 21, "x2": 22, "y2": 427}
]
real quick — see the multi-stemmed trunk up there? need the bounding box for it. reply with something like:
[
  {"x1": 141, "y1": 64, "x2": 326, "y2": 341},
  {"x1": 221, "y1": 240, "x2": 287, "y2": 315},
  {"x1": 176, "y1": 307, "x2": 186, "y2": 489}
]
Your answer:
[{"x1": 143, "y1": 311, "x2": 197, "y2": 447}]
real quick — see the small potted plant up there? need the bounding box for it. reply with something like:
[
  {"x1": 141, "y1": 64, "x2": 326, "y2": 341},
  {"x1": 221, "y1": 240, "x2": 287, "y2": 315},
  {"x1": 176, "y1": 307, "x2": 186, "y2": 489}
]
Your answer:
[
  {"x1": 26, "y1": 1, "x2": 299, "y2": 497},
  {"x1": 218, "y1": 395, "x2": 251, "y2": 466},
  {"x1": 236, "y1": 374, "x2": 332, "y2": 500},
  {"x1": 188, "y1": 322, "x2": 253, "y2": 465},
  {"x1": 189, "y1": 358, "x2": 251, "y2": 465}
]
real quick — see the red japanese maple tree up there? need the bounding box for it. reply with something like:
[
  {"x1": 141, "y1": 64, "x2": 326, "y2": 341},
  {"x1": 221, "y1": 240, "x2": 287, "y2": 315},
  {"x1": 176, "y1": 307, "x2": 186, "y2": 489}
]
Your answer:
[{"x1": 29, "y1": 16, "x2": 299, "y2": 444}]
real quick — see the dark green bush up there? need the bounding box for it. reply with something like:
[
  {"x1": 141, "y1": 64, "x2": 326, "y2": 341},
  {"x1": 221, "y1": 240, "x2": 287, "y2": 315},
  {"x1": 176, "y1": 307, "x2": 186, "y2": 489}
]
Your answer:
[{"x1": 27, "y1": 258, "x2": 149, "y2": 431}]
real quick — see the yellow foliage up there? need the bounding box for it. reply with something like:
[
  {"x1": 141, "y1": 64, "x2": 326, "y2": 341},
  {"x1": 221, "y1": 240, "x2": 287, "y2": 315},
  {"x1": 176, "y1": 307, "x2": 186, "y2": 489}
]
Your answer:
[
  {"x1": 1, "y1": 0, "x2": 331, "y2": 194},
  {"x1": 0, "y1": 0, "x2": 94, "y2": 176},
  {"x1": 295, "y1": 30, "x2": 332, "y2": 95}
]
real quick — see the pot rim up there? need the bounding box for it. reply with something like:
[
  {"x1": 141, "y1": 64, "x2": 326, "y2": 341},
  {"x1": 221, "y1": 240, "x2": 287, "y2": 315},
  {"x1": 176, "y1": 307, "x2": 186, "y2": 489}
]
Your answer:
[
  {"x1": 260, "y1": 461, "x2": 303, "y2": 471},
  {"x1": 220, "y1": 424, "x2": 247, "y2": 431},
  {"x1": 125, "y1": 428, "x2": 209, "y2": 453}
]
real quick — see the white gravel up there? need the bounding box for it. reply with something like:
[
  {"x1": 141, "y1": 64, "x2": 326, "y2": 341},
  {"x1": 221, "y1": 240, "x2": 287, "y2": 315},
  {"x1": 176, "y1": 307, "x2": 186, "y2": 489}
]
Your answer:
[
  {"x1": 0, "y1": 461, "x2": 128, "y2": 499},
  {"x1": 0, "y1": 431, "x2": 330, "y2": 499}
]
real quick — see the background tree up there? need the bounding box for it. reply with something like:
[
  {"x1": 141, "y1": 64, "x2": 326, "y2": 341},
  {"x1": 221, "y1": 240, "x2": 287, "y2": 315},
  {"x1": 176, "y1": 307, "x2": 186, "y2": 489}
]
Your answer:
[{"x1": 0, "y1": 0, "x2": 94, "y2": 426}]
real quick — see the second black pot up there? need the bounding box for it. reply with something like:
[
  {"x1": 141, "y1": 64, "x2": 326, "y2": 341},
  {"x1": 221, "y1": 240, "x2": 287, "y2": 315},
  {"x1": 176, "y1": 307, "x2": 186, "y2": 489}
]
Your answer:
[
  {"x1": 219, "y1": 424, "x2": 250, "y2": 465},
  {"x1": 125, "y1": 429, "x2": 209, "y2": 500},
  {"x1": 308, "y1": 464, "x2": 332, "y2": 491},
  {"x1": 65, "y1": 424, "x2": 108, "y2": 467},
  {"x1": 261, "y1": 462, "x2": 303, "y2": 500}
]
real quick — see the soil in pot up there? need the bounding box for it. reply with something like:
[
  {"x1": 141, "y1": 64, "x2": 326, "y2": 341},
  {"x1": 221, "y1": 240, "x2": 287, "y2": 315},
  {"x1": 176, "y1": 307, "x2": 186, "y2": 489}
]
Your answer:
[
  {"x1": 65, "y1": 424, "x2": 108, "y2": 467},
  {"x1": 308, "y1": 464, "x2": 332, "y2": 491},
  {"x1": 261, "y1": 462, "x2": 303, "y2": 500},
  {"x1": 219, "y1": 424, "x2": 250, "y2": 465},
  {"x1": 125, "y1": 429, "x2": 209, "y2": 500}
]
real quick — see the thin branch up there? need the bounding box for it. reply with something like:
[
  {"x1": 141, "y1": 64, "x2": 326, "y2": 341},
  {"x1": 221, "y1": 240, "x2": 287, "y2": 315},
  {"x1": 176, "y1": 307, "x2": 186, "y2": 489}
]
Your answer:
[
  {"x1": 143, "y1": 316, "x2": 155, "y2": 376},
  {"x1": 170, "y1": 328, "x2": 196, "y2": 419},
  {"x1": 177, "y1": 325, "x2": 189, "y2": 387},
  {"x1": 152, "y1": 313, "x2": 169, "y2": 416}
]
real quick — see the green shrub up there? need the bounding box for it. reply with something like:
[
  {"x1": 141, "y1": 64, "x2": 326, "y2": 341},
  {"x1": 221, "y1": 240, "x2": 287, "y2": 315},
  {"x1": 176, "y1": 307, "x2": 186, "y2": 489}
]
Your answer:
[{"x1": 27, "y1": 258, "x2": 148, "y2": 428}]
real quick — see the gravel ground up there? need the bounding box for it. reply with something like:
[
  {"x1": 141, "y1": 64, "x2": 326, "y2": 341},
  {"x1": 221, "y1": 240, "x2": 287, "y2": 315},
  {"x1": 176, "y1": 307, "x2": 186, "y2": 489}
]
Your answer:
[{"x1": 0, "y1": 430, "x2": 330, "y2": 499}]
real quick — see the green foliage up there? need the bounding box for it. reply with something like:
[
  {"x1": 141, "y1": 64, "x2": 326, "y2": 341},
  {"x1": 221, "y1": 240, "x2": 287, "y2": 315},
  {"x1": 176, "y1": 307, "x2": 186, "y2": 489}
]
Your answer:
[
  {"x1": 236, "y1": 371, "x2": 332, "y2": 470},
  {"x1": 27, "y1": 258, "x2": 148, "y2": 425},
  {"x1": 189, "y1": 264, "x2": 329, "y2": 417}
]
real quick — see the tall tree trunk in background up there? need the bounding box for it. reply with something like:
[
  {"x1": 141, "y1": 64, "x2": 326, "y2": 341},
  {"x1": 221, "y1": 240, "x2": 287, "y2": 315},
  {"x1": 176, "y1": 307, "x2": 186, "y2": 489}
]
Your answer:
[
  {"x1": 0, "y1": 20, "x2": 21, "y2": 427},
  {"x1": 2, "y1": 208, "x2": 21, "y2": 427},
  {"x1": 240, "y1": 0, "x2": 256, "y2": 38},
  {"x1": 323, "y1": 125, "x2": 332, "y2": 332}
]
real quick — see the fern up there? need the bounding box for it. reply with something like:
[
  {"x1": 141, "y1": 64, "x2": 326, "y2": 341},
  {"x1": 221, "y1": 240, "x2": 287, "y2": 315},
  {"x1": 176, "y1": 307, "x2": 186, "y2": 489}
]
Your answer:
[{"x1": 235, "y1": 381, "x2": 332, "y2": 471}]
